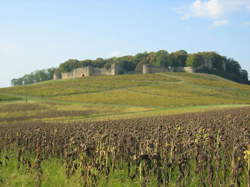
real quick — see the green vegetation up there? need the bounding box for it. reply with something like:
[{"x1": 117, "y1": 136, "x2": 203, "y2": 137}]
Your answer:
[
  {"x1": 11, "y1": 68, "x2": 56, "y2": 86},
  {"x1": 11, "y1": 50, "x2": 249, "y2": 86},
  {"x1": 1, "y1": 72, "x2": 250, "y2": 186},
  {"x1": 0, "y1": 94, "x2": 22, "y2": 102},
  {"x1": 186, "y1": 52, "x2": 249, "y2": 84},
  {"x1": 1, "y1": 72, "x2": 250, "y2": 125}
]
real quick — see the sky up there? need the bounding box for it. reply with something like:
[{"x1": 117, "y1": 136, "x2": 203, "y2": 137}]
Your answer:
[{"x1": 0, "y1": 0, "x2": 250, "y2": 87}]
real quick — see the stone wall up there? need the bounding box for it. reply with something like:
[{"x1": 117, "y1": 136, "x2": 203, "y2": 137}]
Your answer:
[
  {"x1": 73, "y1": 67, "x2": 91, "y2": 77},
  {"x1": 184, "y1": 67, "x2": 195, "y2": 73},
  {"x1": 61, "y1": 72, "x2": 74, "y2": 80},
  {"x1": 59, "y1": 64, "x2": 120, "y2": 80},
  {"x1": 53, "y1": 73, "x2": 61, "y2": 80},
  {"x1": 142, "y1": 64, "x2": 169, "y2": 74},
  {"x1": 56, "y1": 63, "x2": 197, "y2": 80},
  {"x1": 92, "y1": 67, "x2": 112, "y2": 76},
  {"x1": 111, "y1": 63, "x2": 119, "y2": 75},
  {"x1": 143, "y1": 64, "x2": 195, "y2": 74}
]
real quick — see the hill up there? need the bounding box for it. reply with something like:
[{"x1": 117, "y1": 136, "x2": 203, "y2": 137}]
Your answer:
[
  {"x1": 1, "y1": 72, "x2": 250, "y2": 125},
  {"x1": 11, "y1": 50, "x2": 249, "y2": 86}
]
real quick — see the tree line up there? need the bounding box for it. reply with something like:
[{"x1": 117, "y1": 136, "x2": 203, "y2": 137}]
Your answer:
[
  {"x1": 11, "y1": 50, "x2": 249, "y2": 86},
  {"x1": 11, "y1": 68, "x2": 56, "y2": 86}
]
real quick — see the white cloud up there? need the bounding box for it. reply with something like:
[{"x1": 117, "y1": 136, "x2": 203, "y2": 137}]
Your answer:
[
  {"x1": 212, "y1": 19, "x2": 229, "y2": 27},
  {"x1": 180, "y1": 0, "x2": 250, "y2": 26},
  {"x1": 191, "y1": 0, "x2": 223, "y2": 19}
]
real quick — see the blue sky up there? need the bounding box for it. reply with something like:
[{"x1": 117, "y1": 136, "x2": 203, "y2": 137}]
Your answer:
[{"x1": 0, "y1": 0, "x2": 250, "y2": 87}]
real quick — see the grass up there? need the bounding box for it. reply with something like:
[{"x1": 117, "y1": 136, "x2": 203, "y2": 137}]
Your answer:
[
  {"x1": 0, "y1": 94, "x2": 22, "y2": 102},
  {"x1": 0, "y1": 73, "x2": 250, "y2": 186},
  {"x1": 0, "y1": 150, "x2": 152, "y2": 187},
  {"x1": 2, "y1": 151, "x2": 242, "y2": 187},
  {"x1": 0, "y1": 72, "x2": 250, "y2": 125}
]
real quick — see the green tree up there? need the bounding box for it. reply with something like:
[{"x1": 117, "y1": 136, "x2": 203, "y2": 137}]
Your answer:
[
  {"x1": 59, "y1": 59, "x2": 80, "y2": 72},
  {"x1": 155, "y1": 50, "x2": 169, "y2": 67},
  {"x1": 186, "y1": 54, "x2": 203, "y2": 67}
]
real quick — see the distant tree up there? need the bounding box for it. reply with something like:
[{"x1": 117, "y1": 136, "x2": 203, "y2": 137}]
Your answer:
[
  {"x1": 11, "y1": 50, "x2": 249, "y2": 86},
  {"x1": 169, "y1": 50, "x2": 188, "y2": 67},
  {"x1": 155, "y1": 50, "x2": 169, "y2": 67},
  {"x1": 59, "y1": 59, "x2": 80, "y2": 72},
  {"x1": 134, "y1": 52, "x2": 149, "y2": 64},
  {"x1": 186, "y1": 54, "x2": 203, "y2": 67},
  {"x1": 118, "y1": 56, "x2": 136, "y2": 72},
  {"x1": 11, "y1": 68, "x2": 57, "y2": 86},
  {"x1": 225, "y1": 58, "x2": 241, "y2": 74},
  {"x1": 239, "y1": 69, "x2": 249, "y2": 83},
  {"x1": 93, "y1": 58, "x2": 105, "y2": 68}
]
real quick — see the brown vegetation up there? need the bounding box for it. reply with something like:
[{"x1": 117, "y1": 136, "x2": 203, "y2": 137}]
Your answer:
[{"x1": 1, "y1": 108, "x2": 250, "y2": 186}]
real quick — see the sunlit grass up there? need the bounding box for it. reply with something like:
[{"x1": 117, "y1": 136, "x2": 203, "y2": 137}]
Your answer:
[{"x1": 0, "y1": 72, "x2": 250, "y2": 125}]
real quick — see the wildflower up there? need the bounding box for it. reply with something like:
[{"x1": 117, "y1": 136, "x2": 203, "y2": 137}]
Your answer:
[{"x1": 244, "y1": 150, "x2": 250, "y2": 160}]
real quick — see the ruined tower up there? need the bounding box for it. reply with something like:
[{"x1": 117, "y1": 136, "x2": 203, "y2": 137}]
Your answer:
[
  {"x1": 53, "y1": 72, "x2": 61, "y2": 80},
  {"x1": 142, "y1": 64, "x2": 149, "y2": 74},
  {"x1": 111, "y1": 63, "x2": 119, "y2": 75},
  {"x1": 85, "y1": 66, "x2": 92, "y2": 76}
]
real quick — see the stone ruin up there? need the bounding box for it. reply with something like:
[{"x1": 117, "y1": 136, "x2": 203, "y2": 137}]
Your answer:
[
  {"x1": 54, "y1": 60, "x2": 226, "y2": 80},
  {"x1": 54, "y1": 63, "x2": 119, "y2": 80}
]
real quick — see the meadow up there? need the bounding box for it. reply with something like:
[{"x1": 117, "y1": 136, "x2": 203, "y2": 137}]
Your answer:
[
  {"x1": 0, "y1": 72, "x2": 250, "y2": 186},
  {"x1": 1, "y1": 72, "x2": 250, "y2": 125}
]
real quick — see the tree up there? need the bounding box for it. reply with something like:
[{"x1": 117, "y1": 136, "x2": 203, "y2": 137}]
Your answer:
[
  {"x1": 155, "y1": 50, "x2": 169, "y2": 67},
  {"x1": 240, "y1": 69, "x2": 248, "y2": 82},
  {"x1": 59, "y1": 59, "x2": 80, "y2": 72},
  {"x1": 169, "y1": 50, "x2": 188, "y2": 67},
  {"x1": 225, "y1": 58, "x2": 241, "y2": 74},
  {"x1": 115, "y1": 56, "x2": 136, "y2": 72},
  {"x1": 134, "y1": 52, "x2": 149, "y2": 64},
  {"x1": 11, "y1": 50, "x2": 249, "y2": 86},
  {"x1": 186, "y1": 54, "x2": 203, "y2": 67}
]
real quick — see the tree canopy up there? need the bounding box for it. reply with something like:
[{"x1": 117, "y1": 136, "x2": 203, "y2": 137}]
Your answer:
[
  {"x1": 12, "y1": 50, "x2": 249, "y2": 86},
  {"x1": 11, "y1": 68, "x2": 56, "y2": 86}
]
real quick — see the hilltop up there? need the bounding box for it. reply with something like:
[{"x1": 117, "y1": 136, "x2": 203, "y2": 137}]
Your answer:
[
  {"x1": 11, "y1": 50, "x2": 249, "y2": 86},
  {"x1": 1, "y1": 72, "x2": 250, "y2": 124}
]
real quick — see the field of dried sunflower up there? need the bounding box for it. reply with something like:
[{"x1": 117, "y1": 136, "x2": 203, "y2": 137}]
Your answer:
[{"x1": 0, "y1": 107, "x2": 249, "y2": 186}]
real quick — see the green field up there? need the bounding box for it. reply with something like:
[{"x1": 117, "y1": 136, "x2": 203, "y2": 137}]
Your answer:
[
  {"x1": 1, "y1": 72, "x2": 250, "y2": 125},
  {"x1": 1, "y1": 72, "x2": 250, "y2": 186}
]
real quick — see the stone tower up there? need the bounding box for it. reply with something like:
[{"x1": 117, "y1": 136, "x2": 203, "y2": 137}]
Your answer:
[
  {"x1": 85, "y1": 66, "x2": 92, "y2": 77},
  {"x1": 111, "y1": 63, "x2": 119, "y2": 75},
  {"x1": 53, "y1": 72, "x2": 61, "y2": 80},
  {"x1": 142, "y1": 64, "x2": 149, "y2": 74}
]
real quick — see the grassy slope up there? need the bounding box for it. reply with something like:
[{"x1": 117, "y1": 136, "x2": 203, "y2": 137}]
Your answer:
[
  {"x1": 0, "y1": 94, "x2": 22, "y2": 102},
  {"x1": 0, "y1": 72, "x2": 250, "y2": 124}
]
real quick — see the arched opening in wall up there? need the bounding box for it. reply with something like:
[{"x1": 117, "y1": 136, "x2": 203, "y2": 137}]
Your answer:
[{"x1": 81, "y1": 74, "x2": 85, "y2": 77}]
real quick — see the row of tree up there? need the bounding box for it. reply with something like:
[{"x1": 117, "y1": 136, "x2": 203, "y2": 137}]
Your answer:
[
  {"x1": 186, "y1": 52, "x2": 249, "y2": 84},
  {"x1": 11, "y1": 68, "x2": 56, "y2": 86},
  {"x1": 58, "y1": 50, "x2": 188, "y2": 73},
  {"x1": 11, "y1": 50, "x2": 249, "y2": 85}
]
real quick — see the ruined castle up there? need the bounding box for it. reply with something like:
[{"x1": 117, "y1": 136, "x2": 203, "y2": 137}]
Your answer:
[
  {"x1": 54, "y1": 59, "x2": 226, "y2": 80},
  {"x1": 54, "y1": 64, "x2": 119, "y2": 80}
]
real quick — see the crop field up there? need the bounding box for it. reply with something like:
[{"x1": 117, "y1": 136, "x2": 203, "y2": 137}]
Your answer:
[{"x1": 0, "y1": 107, "x2": 250, "y2": 186}]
